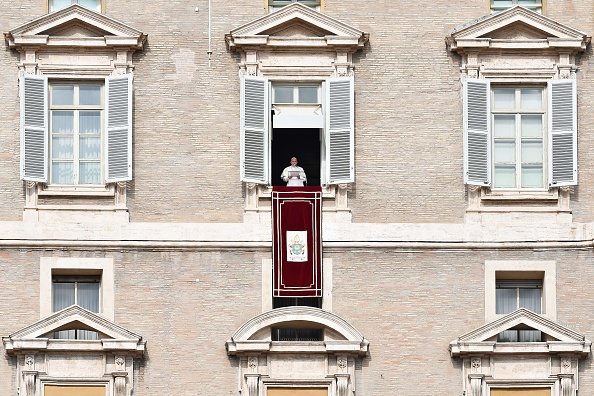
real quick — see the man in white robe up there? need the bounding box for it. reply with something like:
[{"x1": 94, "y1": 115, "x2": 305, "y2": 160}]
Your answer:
[{"x1": 281, "y1": 157, "x2": 307, "y2": 186}]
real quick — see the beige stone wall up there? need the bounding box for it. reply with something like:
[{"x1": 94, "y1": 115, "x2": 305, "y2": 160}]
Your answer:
[
  {"x1": 0, "y1": 248, "x2": 593, "y2": 395},
  {"x1": 0, "y1": 1, "x2": 591, "y2": 223}
]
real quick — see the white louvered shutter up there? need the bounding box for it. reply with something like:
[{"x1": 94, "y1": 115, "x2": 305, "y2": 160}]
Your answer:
[
  {"x1": 548, "y1": 79, "x2": 577, "y2": 187},
  {"x1": 20, "y1": 73, "x2": 48, "y2": 182},
  {"x1": 105, "y1": 73, "x2": 133, "y2": 182},
  {"x1": 240, "y1": 76, "x2": 269, "y2": 184},
  {"x1": 325, "y1": 77, "x2": 354, "y2": 184},
  {"x1": 464, "y1": 78, "x2": 491, "y2": 186}
]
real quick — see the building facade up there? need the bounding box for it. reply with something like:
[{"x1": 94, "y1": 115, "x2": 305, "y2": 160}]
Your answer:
[{"x1": 0, "y1": 0, "x2": 593, "y2": 395}]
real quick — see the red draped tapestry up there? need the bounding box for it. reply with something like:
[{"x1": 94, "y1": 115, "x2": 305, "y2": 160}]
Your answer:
[{"x1": 272, "y1": 186, "x2": 322, "y2": 297}]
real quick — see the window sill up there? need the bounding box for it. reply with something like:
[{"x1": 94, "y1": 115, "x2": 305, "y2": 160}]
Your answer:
[
  {"x1": 38, "y1": 184, "x2": 115, "y2": 197},
  {"x1": 481, "y1": 188, "x2": 558, "y2": 202}
]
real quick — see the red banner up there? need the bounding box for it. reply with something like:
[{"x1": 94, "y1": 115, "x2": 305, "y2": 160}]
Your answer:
[{"x1": 272, "y1": 187, "x2": 322, "y2": 297}]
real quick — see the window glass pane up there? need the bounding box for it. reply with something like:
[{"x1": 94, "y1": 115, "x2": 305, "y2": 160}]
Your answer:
[
  {"x1": 51, "y1": 137, "x2": 74, "y2": 159},
  {"x1": 493, "y1": 115, "x2": 516, "y2": 138},
  {"x1": 78, "y1": 0, "x2": 101, "y2": 11},
  {"x1": 497, "y1": 329, "x2": 518, "y2": 342},
  {"x1": 521, "y1": 166, "x2": 543, "y2": 188},
  {"x1": 518, "y1": 330, "x2": 541, "y2": 342},
  {"x1": 519, "y1": 287, "x2": 541, "y2": 312},
  {"x1": 77, "y1": 330, "x2": 99, "y2": 340},
  {"x1": 521, "y1": 141, "x2": 542, "y2": 163},
  {"x1": 521, "y1": 115, "x2": 542, "y2": 137},
  {"x1": 521, "y1": 89, "x2": 542, "y2": 109},
  {"x1": 298, "y1": 86, "x2": 318, "y2": 103},
  {"x1": 77, "y1": 282, "x2": 100, "y2": 312},
  {"x1": 52, "y1": 85, "x2": 74, "y2": 105},
  {"x1": 80, "y1": 137, "x2": 101, "y2": 159},
  {"x1": 52, "y1": 162, "x2": 74, "y2": 184},
  {"x1": 274, "y1": 86, "x2": 294, "y2": 103},
  {"x1": 518, "y1": 0, "x2": 539, "y2": 4},
  {"x1": 492, "y1": 0, "x2": 514, "y2": 5},
  {"x1": 79, "y1": 162, "x2": 101, "y2": 184},
  {"x1": 49, "y1": 0, "x2": 72, "y2": 12},
  {"x1": 493, "y1": 89, "x2": 515, "y2": 109},
  {"x1": 496, "y1": 288, "x2": 517, "y2": 314},
  {"x1": 79, "y1": 85, "x2": 102, "y2": 105},
  {"x1": 494, "y1": 141, "x2": 515, "y2": 163},
  {"x1": 80, "y1": 111, "x2": 101, "y2": 133},
  {"x1": 494, "y1": 166, "x2": 516, "y2": 188},
  {"x1": 54, "y1": 329, "x2": 76, "y2": 339},
  {"x1": 53, "y1": 282, "x2": 75, "y2": 311},
  {"x1": 52, "y1": 111, "x2": 74, "y2": 134}
]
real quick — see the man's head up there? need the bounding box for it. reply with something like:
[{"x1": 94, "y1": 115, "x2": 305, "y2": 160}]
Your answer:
[{"x1": 290, "y1": 157, "x2": 298, "y2": 166}]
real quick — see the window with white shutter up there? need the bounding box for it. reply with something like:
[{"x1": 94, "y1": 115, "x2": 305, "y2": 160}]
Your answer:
[
  {"x1": 240, "y1": 76, "x2": 354, "y2": 187},
  {"x1": 19, "y1": 73, "x2": 133, "y2": 187},
  {"x1": 463, "y1": 79, "x2": 577, "y2": 190}
]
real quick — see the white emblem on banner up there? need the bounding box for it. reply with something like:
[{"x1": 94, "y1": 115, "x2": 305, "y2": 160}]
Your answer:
[{"x1": 287, "y1": 231, "x2": 307, "y2": 262}]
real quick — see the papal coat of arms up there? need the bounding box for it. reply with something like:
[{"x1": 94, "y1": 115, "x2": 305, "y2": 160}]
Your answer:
[{"x1": 286, "y1": 231, "x2": 307, "y2": 262}]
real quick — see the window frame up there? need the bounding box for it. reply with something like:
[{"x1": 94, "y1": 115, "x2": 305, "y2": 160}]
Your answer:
[
  {"x1": 40, "y1": 257, "x2": 115, "y2": 321},
  {"x1": 48, "y1": 0, "x2": 104, "y2": 13},
  {"x1": 20, "y1": 72, "x2": 134, "y2": 189},
  {"x1": 491, "y1": 86, "x2": 546, "y2": 190},
  {"x1": 490, "y1": 0, "x2": 543, "y2": 14},
  {"x1": 463, "y1": 78, "x2": 576, "y2": 189},
  {"x1": 240, "y1": 75, "x2": 354, "y2": 186},
  {"x1": 267, "y1": 0, "x2": 323, "y2": 13},
  {"x1": 485, "y1": 260, "x2": 556, "y2": 322},
  {"x1": 49, "y1": 81, "x2": 105, "y2": 186}
]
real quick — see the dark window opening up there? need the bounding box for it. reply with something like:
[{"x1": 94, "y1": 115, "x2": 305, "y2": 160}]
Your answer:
[
  {"x1": 273, "y1": 297, "x2": 322, "y2": 309},
  {"x1": 272, "y1": 128, "x2": 321, "y2": 186},
  {"x1": 272, "y1": 328, "x2": 323, "y2": 341},
  {"x1": 54, "y1": 329, "x2": 99, "y2": 340}
]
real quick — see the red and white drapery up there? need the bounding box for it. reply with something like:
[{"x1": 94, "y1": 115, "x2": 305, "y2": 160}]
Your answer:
[{"x1": 272, "y1": 187, "x2": 322, "y2": 297}]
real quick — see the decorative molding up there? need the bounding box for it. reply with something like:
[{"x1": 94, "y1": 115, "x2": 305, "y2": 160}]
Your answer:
[
  {"x1": 335, "y1": 374, "x2": 349, "y2": 396},
  {"x1": 468, "y1": 373, "x2": 484, "y2": 396}
]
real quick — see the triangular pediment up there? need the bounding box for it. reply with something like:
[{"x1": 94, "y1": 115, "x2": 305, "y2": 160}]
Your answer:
[
  {"x1": 226, "y1": 3, "x2": 368, "y2": 50},
  {"x1": 5, "y1": 4, "x2": 146, "y2": 49},
  {"x1": 2, "y1": 305, "x2": 145, "y2": 354},
  {"x1": 450, "y1": 309, "x2": 591, "y2": 357},
  {"x1": 458, "y1": 309, "x2": 584, "y2": 343},
  {"x1": 446, "y1": 6, "x2": 589, "y2": 52}
]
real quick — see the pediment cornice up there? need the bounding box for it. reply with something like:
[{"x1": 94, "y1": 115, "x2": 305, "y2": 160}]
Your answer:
[
  {"x1": 450, "y1": 308, "x2": 591, "y2": 357},
  {"x1": 5, "y1": 4, "x2": 146, "y2": 50},
  {"x1": 226, "y1": 306, "x2": 369, "y2": 356},
  {"x1": 446, "y1": 6, "x2": 589, "y2": 53},
  {"x1": 2, "y1": 305, "x2": 145, "y2": 354},
  {"x1": 226, "y1": 3, "x2": 368, "y2": 51}
]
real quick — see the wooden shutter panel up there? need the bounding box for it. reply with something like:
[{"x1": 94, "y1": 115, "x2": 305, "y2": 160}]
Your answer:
[
  {"x1": 20, "y1": 73, "x2": 48, "y2": 182},
  {"x1": 548, "y1": 79, "x2": 577, "y2": 187},
  {"x1": 325, "y1": 77, "x2": 354, "y2": 184},
  {"x1": 240, "y1": 76, "x2": 269, "y2": 184},
  {"x1": 464, "y1": 78, "x2": 491, "y2": 186},
  {"x1": 105, "y1": 73, "x2": 133, "y2": 182}
]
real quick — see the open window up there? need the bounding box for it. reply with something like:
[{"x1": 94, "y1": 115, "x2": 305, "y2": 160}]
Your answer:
[
  {"x1": 226, "y1": 2, "x2": 368, "y2": 222},
  {"x1": 241, "y1": 76, "x2": 353, "y2": 187}
]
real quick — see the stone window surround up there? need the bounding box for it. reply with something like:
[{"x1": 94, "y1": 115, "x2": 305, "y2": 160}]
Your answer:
[
  {"x1": 226, "y1": 3, "x2": 368, "y2": 224},
  {"x1": 485, "y1": 260, "x2": 556, "y2": 322},
  {"x1": 5, "y1": 4, "x2": 146, "y2": 222},
  {"x1": 446, "y1": 6, "x2": 589, "y2": 219},
  {"x1": 40, "y1": 257, "x2": 115, "y2": 321}
]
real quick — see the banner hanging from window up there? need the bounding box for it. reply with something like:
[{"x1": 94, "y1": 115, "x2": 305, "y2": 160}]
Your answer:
[{"x1": 272, "y1": 187, "x2": 322, "y2": 297}]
